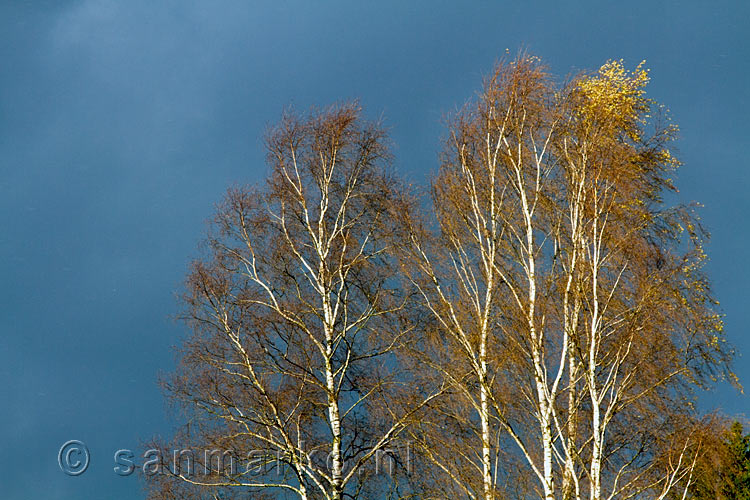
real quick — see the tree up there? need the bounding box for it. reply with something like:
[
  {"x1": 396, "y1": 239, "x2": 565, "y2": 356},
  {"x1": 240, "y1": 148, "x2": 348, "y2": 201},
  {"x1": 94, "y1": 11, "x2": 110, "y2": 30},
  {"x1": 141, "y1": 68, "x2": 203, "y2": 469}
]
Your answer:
[
  {"x1": 397, "y1": 56, "x2": 734, "y2": 500},
  {"x1": 396, "y1": 57, "x2": 562, "y2": 500},
  {"x1": 147, "y1": 103, "x2": 437, "y2": 500},
  {"x1": 688, "y1": 420, "x2": 750, "y2": 499}
]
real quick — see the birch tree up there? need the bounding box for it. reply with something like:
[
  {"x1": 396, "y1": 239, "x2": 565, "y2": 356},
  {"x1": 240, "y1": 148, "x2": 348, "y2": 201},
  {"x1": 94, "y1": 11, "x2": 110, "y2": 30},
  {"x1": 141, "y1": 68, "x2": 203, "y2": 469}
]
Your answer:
[
  {"x1": 147, "y1": 103, "x2": 433, "y2": 500},
  {"x1": 401, "y1": 57, "x2": 734, "y2": 500},
  {"x1": 555, "y1": 60, "x2": 734, "y2": 500},
  {"x1": 398, "y1": 57, "x2": 565, "y2": 500}
]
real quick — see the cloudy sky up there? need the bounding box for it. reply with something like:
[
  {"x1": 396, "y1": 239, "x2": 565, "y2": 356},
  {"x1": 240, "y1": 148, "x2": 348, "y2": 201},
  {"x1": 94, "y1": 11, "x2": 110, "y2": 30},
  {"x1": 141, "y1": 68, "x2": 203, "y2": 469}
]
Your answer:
[{"x1": 1, "y1": 1, "x2": 748, "y2": 498}]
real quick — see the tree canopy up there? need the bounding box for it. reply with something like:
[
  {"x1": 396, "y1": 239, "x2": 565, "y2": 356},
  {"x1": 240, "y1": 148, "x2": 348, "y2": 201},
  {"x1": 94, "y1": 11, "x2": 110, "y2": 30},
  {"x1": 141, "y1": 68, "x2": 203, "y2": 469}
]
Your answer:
[{"x1": 146, "y1": 56, "x2": 737, "y2": 500}]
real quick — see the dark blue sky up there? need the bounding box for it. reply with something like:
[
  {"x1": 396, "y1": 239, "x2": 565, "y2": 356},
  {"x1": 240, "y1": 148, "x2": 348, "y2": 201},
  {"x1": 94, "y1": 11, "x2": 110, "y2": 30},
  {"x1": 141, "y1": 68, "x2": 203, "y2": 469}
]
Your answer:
[{"x1": 1, "y1": 2, "x2": 747, "y2": 498}]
